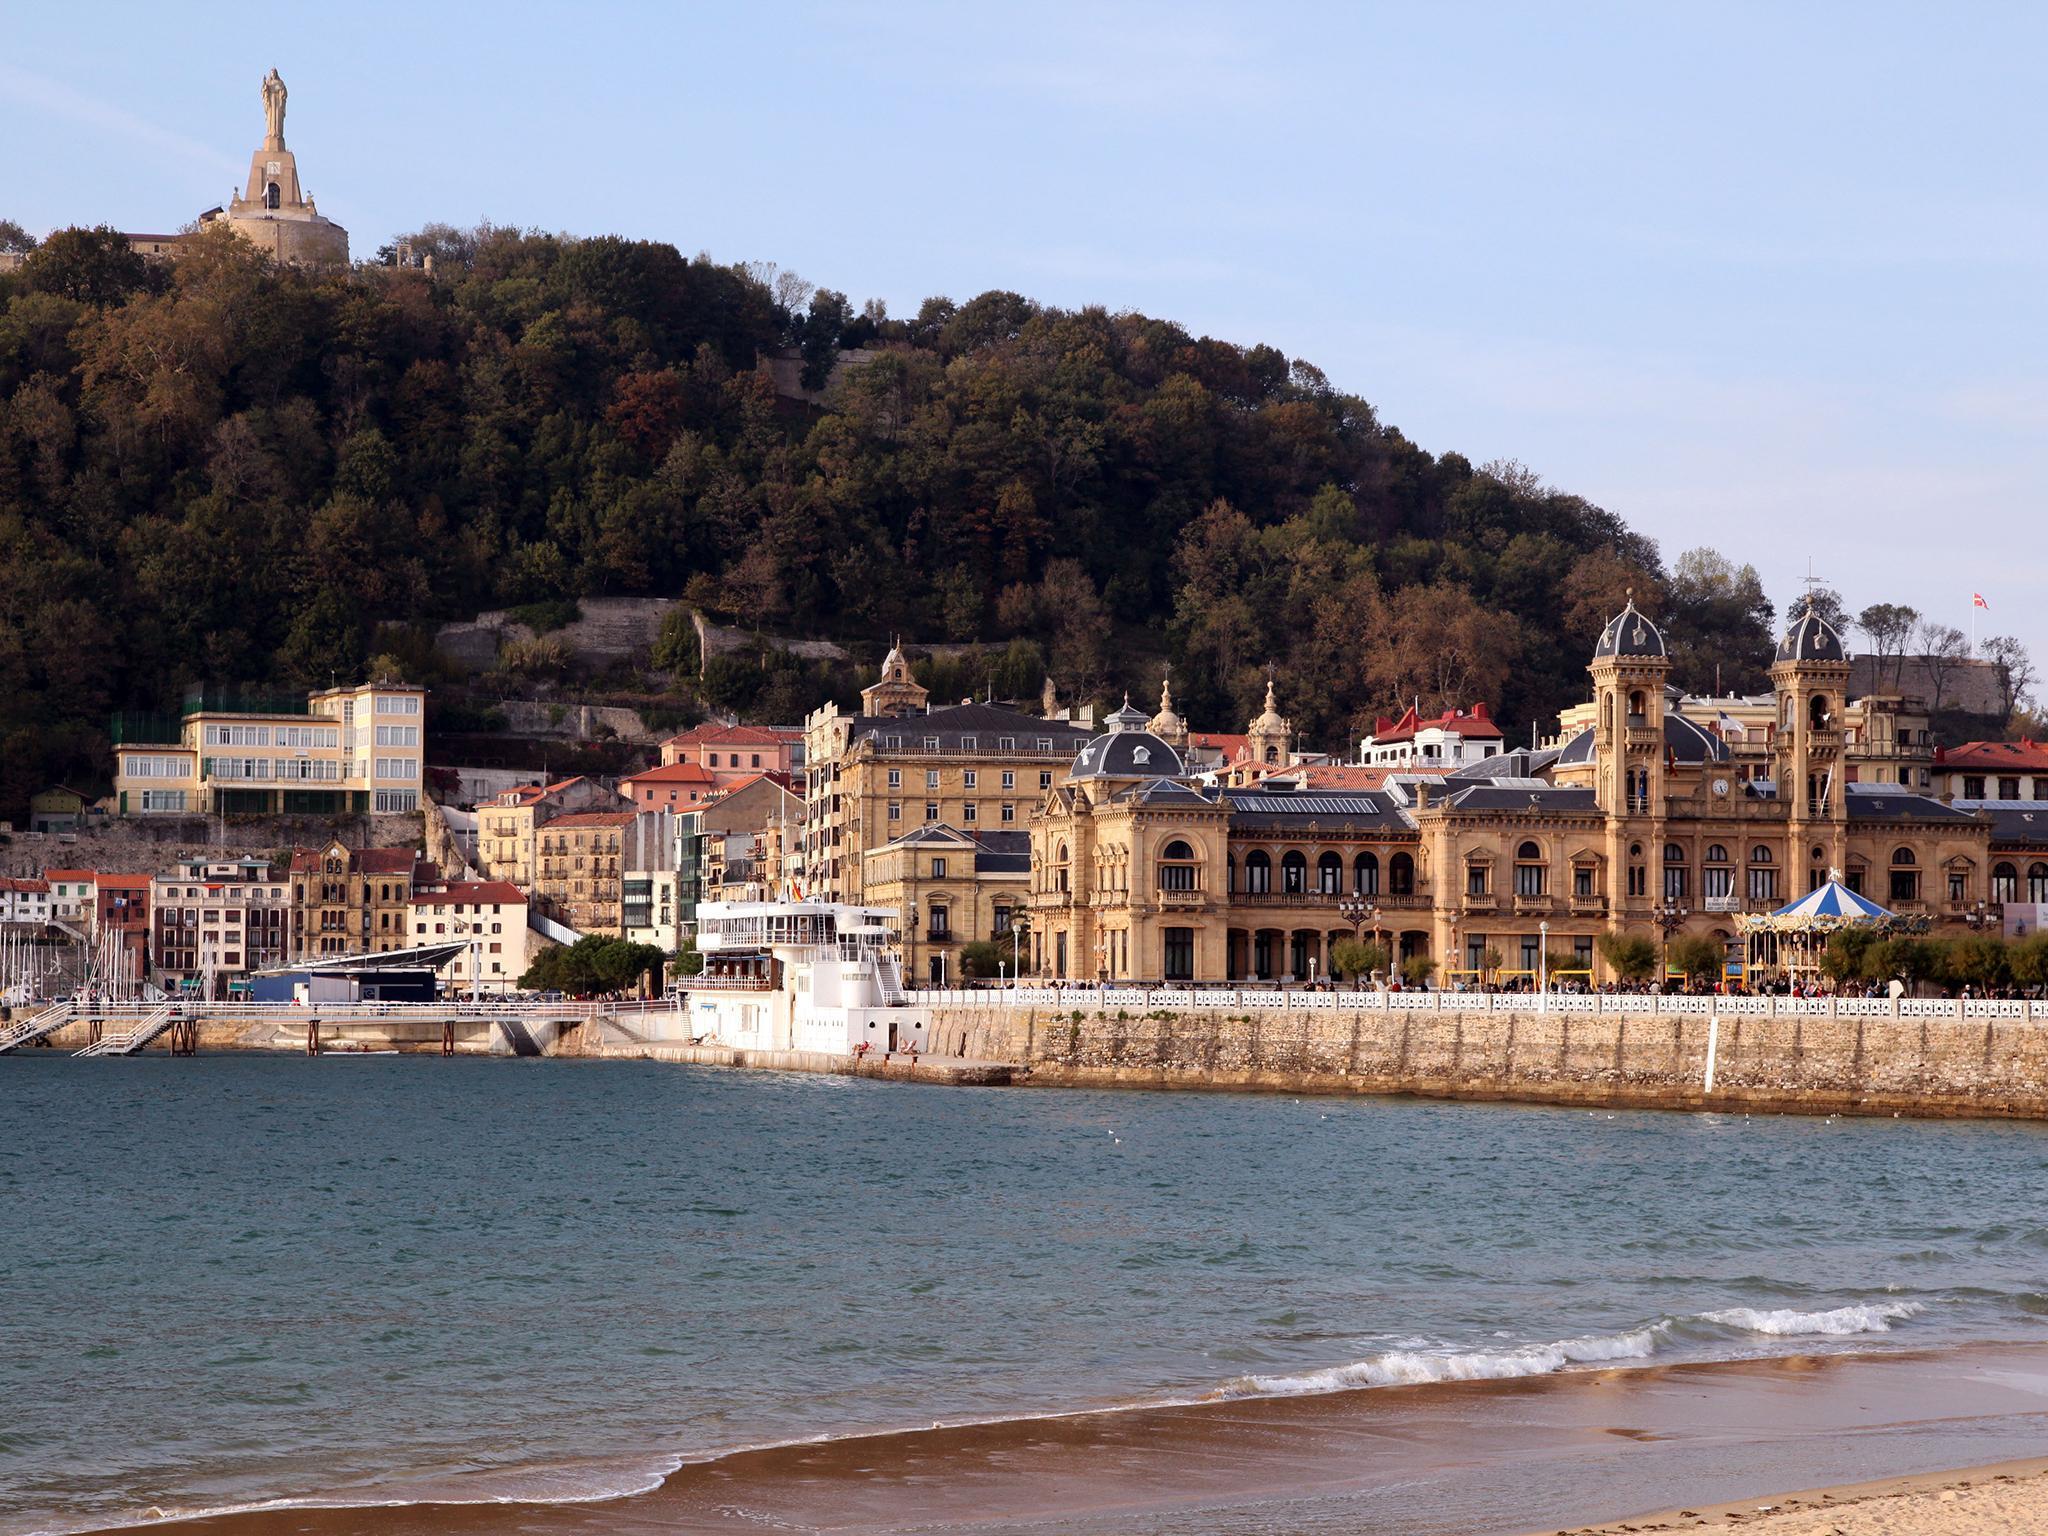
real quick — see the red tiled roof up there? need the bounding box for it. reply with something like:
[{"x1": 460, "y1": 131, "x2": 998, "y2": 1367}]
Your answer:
[
  {"x1": 547, "y1": 810, "x2": 640, "y2": 829},
  {"x1": 622, "y1": 761, "x2": 716, "y2": 784},
  {"x1": 1937, "y1": 740, "x2": 2048, "y2": 770},
  {"x1": 0, "y1": 878, "x2": 50, "y2": 894},
  {"x1": 94, "y1": 874, "x2": 151, "y2": 889},
  {"x1": 1369, "y1": 702, "x2": 1504, "y2": 744},
  {"x1": 42, "y1": 868, "x2": 96, "y2": 883},
  {"x1": 357, "y1": 848, "x2": 419, "y2": 874},
  {"x1": 709, "y1": 771, "x2": 797, "y2": 798},
  {"x1": 663, "y1": 723, "x2": 794, "y2": 748},
  {"x1": 500, "y1": 775, "x2": 592, "y2": 805},
  {"x1": 412, "y1": 881, "x2": 526, "y2": 906},
  {"x1": 1188, "y1": 732, "x2": 1248, "y2": 755}
]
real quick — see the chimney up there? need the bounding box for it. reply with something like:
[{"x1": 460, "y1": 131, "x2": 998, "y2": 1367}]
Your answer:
[{"x1": 1414, "y1": 782, "x2": 1430, "y2": 811}]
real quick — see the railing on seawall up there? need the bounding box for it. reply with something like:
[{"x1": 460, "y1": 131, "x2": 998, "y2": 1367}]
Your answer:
[{"x1": 906, "y1": 986, "x2": 2048, "y2": 1023}]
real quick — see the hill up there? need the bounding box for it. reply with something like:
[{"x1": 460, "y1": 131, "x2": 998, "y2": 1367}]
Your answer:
[{"x1": 0, "y1": 220, "x2": 1785, "y2": 819}]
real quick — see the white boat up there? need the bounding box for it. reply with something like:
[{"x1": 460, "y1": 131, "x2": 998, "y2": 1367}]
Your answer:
[{"x1": 690, "y1": 900, "x2": 931, "y2": 1055}]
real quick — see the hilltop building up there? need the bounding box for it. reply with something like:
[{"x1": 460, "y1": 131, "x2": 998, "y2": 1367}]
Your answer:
[
  {"x1": 110, "y1": 681, "x2": 424, "y2": 817},
  {"x1": 1361, "y1": 703, "x2": 1506, "y2": 770}
]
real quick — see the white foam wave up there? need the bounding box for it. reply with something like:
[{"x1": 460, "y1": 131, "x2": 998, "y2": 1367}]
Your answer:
[
  {"x1": 1211, "y1": 1323, "x2": 1669, "y2": 1399},
  {"x1": 1698, "y1": 1301, "x2": 1924, "y2": 1337}
]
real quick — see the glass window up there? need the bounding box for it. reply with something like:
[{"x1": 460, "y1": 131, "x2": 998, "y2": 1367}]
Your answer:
[{"x1": 1163, "y1": 927, "x2": 1195, "y2": 981}]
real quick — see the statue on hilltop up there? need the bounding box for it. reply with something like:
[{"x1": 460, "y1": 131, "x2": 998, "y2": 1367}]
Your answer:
[{"x1": 261, "y1": 68, "x2": 288, "y2": 148}]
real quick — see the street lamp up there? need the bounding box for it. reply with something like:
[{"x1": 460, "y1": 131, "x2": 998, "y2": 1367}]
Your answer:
[
  {"x1": 1538, "y1": 918, "x2": 1549, "y2": 1012},
  {"x1": 1650, "y1": 899, "x2": 1689, "y2": 989},
  {"x1": 1338, "y1": 894, "x2": 1383, "y2": 988}
]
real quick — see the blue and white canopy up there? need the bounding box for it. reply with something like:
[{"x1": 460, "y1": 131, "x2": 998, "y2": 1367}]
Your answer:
[{"x1": 1738, "y1": 877, "x2": 1898, "y2": 934}]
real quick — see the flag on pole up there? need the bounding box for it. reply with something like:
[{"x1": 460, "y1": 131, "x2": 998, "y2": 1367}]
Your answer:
[{"x1": 1974, "y1": 593, "x2": 1990, "y2": 609}]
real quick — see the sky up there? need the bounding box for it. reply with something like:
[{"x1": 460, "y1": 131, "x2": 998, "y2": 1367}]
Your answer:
[{"x1": 5, "y1": 1, "x2": 2042, "y2": 671}]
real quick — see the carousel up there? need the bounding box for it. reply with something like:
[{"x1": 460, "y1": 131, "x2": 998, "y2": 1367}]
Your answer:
[{"x1": 1736, "y1": 873, "x2": 1930, "y2": 981}]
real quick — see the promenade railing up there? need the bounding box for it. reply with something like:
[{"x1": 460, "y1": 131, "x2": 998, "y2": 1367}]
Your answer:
[{"x1": 904, "y1": 985, "x2": 2048, "y2": 1023}]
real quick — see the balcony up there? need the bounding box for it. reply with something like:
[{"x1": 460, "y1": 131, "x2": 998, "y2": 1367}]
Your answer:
[
  {"x1": 1569, "y1": 894, "x2": 1608, "y2": 916},
  {"x1": 1461, "y1": 892, "x2": 1498, "y2": 913},
  {"x1": 1511, "y1": 893, "x2": 1554, "y2": 915},
  {"x1": 1155, "y1": 886, "x2": 1208, "y2": 909}
]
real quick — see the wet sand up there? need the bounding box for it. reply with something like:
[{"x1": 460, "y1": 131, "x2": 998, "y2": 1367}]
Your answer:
[{"x1": 100, "y1": 1341, "x2": 2048, "y2": 1536}]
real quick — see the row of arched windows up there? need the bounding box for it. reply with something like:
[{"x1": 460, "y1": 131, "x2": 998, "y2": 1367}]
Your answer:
[{"x1": 1230, "y1": 849, "x2": 1417, "y2": 896}]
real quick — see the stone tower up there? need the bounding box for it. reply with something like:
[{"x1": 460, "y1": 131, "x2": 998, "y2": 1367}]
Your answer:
[
  {"x1": 1146, "y1": 670, "x2": 1188, "y2": 751},
  {"x1": 216, "y1": 68, "x2": 350, "y2": 267},
  {"x1": 1589, "y1": 598, "x2": 1672, "y2": 912},
  {"x1": 1246, "y1": 677, "x2": 1292, "y2": 767},
  {"x1": 1770, "y1": 598, "x2": 1852, "y2": 881},
  {"x1": 860, "y1": 641, "x2": 929, "y2": 718}
]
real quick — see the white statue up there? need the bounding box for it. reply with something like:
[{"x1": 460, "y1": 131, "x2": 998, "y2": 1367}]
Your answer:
[{"x1": 262, "y1": 68, "x2": 288, "y2": 147}]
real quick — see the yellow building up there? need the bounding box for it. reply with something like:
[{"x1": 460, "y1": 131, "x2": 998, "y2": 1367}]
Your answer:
[
  {"x1": 288, "y1": 841, "x2": 424, "y2": 958},
  {"x1": 861, "y1": 824, "x2": 1031, "y2": 983},
  {"x1": 1028, "y1": 603, "x2": 1998, "y2": 986},
  {"x1": 112, "y1": 682, "x2": 425, "y2": 817},
  {"x1": 475, "y1": 777, "x2": 626, "y2": 888},
  {"x1": 802, "y1": 647, "x2": 1094, "y2": 904}
]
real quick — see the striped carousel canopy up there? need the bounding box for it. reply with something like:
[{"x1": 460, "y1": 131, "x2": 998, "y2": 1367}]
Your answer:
[{"x1": 1737, "y1": 877, "x2": 1898, "y2": 934}]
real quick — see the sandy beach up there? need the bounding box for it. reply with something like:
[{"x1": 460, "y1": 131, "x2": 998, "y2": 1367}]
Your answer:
[{"x1": 1553, "y1": 1457, "x2": 2048, "y2": 1535}]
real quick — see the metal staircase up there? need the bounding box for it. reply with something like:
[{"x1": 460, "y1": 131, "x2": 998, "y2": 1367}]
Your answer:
[
  {"x1": 0, "y1": 1000, "x2": 76, "y2": 1054},
  {"x1": 73, "y1": 1004, "x2": 180, "y2": 1058},
  {"x1": 877, "y1": 953, "x2": 908, "y2": 1006}
]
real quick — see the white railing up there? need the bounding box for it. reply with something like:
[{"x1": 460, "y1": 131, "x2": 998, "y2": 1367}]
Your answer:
[
  {"x1": 911, "y1": 986, "x2": 2048, "y2": 1023},
  {"x1": 0, "y1": 1000, "x2": 76, "y2": 1052}
]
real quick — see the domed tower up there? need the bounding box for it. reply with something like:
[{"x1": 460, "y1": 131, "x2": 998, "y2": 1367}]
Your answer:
[
  {"x1": 1770, "y1": 599, "x2": 1852, "y2": 871},
  {"x1": 1247, "y1": 677, "x2": 1293, "y2": 767},
  {"x1": 1590, "y1": 598, "x2": 1673, "y2": 915},
  {"x1": 859, "y1": 640, "x2": 928, "y2": 718},
  {"x1": 1146, "y1": 670, "x2": 1188, "y2": 751},
  {"x1": 1103, "y1": 694, "x2": 1151, "y2": 734}
]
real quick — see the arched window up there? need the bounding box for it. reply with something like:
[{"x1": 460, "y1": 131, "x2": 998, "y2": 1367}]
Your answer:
[
  {"x1": 1158, "y1": 840, "x2": 1198, "y2": 893},
  {"x1": 1389, "y1": 852, "x2": 1415, "y2": 896},
  {"x1": 1994, "y1": 862, "x2": 2019, "y2": 902},
  {"x1": 1663, "y1": 842, "x2": 1684, "y2": 863},
  {"x1": 1244, "y1": 850, "x2": 1271, "y2": 895},
  {"x1": 1353, "y1": 851, "x2": 1379, "y2": 894},
  {"x1": 1705, "y1": 844, "x2": 1729, "y2": 863},
  {"x1": 1264, "y1": 746, "x2": 1279, "y2": 764},
  {"x1": 1281, "y1": 850, "x2": 1308, "y2": 894},
  {"x1": 1750, "y1": 845, "x2": 1773, "y2": 864},
  {"x1": 264, "y1": 181, "x2": 281, "y2": 210},
  {"x1": 1514, "y1": 842, "x2": 1546, "y2": 897},
  {"x1": 1746, "y1": 844, "x2": 1777, "y2": 903},
  {"x1": 1701, "y1": 843, "x2": 1732, "y2": 901},
  {"x1": 1628, "y1": 690, "x2": 1647, "y2": 717},
  {"x1": 1809, "y1": 694, "x2": 1830, "y2": 728},
  {"x1": 1661, "y1": 841, "x2": 1688, "y2": 900},
  {"x1": 1055, "y1": 842, "x2": 1070, "y2": 895},
  {"x1": 1892, "y1": 846, "x2": 1916, "y2": 866},
  {"x1": 2031, "y1": 863, "x2": 2048, "y2": 902},
  {"x1": 1317, "y1": 851, "x2": 1342, "y2": 894},
  {"x1": 1226, "y1": 853, "x2": 1237, "y2": 893}
]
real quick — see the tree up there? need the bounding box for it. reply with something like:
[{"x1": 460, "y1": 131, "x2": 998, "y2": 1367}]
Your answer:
[
  {"x1": 671, "y1": 938, "x2": 704, "y2": 978},
  {"x1": 1919, "y1": 623, "x2": 1971, "y2": 712},
  {"x1": 0, "y1": 218, "x2": 36, "y2": 255},
  {"x1": 1667, "y1": 934, "x2": 1726, "y2": 988},
  {"x1": 19, "y1": 225, "x2": 153, "y2": 305},
  {"x1": 1943, "y1": 934, "x2": 2008, "y2": 992},
  {"x1": 2008, "y1": 933, "x2": 2048, "y2": 992},
  {"x1": 1857, "y1": 603, "x2": 1920, "y2": 689},
  {"x1": 1664, "y1": 549, "x2": 1774, "y2": 695},
  {"x1": 957, "y1": 940, "x2": 1005, "y2": 979},
  {"x1": 1818, "y1": 928, "x2": 1879, "y2": 985},
  {"x1": 1400, "y1": 955, "x2": 1438, "y2": 986},
  {"x1": 1477, "y1": 945, "x2": 1504, "y2": 981},
  {"x1": 519, "y1": 936, "x2": 666, "y2": 996},
  {"x1": 1597, "y1": 931, "x2": 1659, "y2": 983},
  {"x1": 1981, "y1": 635, "x2": 2037, "y2": 728},
  {"x1": 1331, "y1": 938, "x2": 1390, "y2": 983}
]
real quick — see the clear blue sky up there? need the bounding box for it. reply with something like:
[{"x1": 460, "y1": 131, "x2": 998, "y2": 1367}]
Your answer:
[{"x1": 6, "y1": 2, "x2": 2042, "y2": 675}]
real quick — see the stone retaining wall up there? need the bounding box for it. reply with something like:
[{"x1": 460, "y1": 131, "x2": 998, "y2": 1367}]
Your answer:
[{"x1": 927, "y1": 1004, "x2": 2048, "y2": 1118}]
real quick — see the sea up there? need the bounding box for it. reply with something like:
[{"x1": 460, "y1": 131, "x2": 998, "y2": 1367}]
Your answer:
[{"x1": 7, "y1": 1055, "x2": 2048, "y2": 1536}]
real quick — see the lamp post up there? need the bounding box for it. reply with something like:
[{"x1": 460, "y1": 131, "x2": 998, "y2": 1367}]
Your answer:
[
  {"x1": 1963, "y1": 900, "x2": 1995, "y2": 933},
  {"x1": 1338, "y1": 894, "x2": 1382, "y2": 988},
  {"x1": 1650, "y1": 899, "x2": 1690, "y2": 990},
  {"x1": 1538, "y1": 918, "x2": 1549, "y2": 1012}
]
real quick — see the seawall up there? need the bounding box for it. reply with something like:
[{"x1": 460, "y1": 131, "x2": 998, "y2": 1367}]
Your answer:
[{"x1": 925, "y1": 1001, "x2": 2048, "y2": 1119}]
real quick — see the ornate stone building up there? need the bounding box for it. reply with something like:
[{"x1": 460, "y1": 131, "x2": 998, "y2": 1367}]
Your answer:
[{"x1": 1025, "y1": 601, "x2": 2000, "y2": 985}]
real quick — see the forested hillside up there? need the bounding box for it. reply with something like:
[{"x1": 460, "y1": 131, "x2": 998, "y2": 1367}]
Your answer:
[{"x1": 0, "y1": 219, "x2": 1788, "y2": 817}]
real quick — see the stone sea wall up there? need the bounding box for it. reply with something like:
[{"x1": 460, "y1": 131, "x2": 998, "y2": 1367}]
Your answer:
[{"x1": 925, "y1": 1002, "x2": 2048, "y2": 1118}]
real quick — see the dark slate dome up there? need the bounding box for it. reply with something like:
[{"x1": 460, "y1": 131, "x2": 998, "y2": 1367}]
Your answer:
[
  {"x1": 1557, "y1": 714, "x2": 1729, "y2": 766},
  {"x1": 1593, "y1": 600, "x2": 1667, "y2": 661},
  {"x1": 1071, "y1": 729, "x2": 1184, "y2": 780},
  {"x1": 1777, "y1": 602, "x2": 1845, "y2": 663}
]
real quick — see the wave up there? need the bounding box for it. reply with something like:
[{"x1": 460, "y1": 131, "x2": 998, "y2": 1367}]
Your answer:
[
  {"x1": 1208, "y1": 1296, "x2": 1932, "y2": 1402},
  {"x1": 1698, "y1": 1301, "x2": 1924, "y2": 1337},
  {"x1": 1210, "y1": 1323, "x2": 1669, "y2": 1398}
]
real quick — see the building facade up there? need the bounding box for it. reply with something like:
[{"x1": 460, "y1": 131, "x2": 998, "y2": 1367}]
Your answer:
[
  {"x1": 860, "y1": 825, "x2": 1031, "y2": 982},
  {"x1": 1361, "y1": 703, "x2": 1507, "y2": 770},
  {"x1": 288, "y1": 842, "x2": 424, "y2": 958},
  {"x1": 408, "y1": 881, "x2": 531, "y2": 994},
  {"x1": 1025, "y1": 603, "x2": 2000, "y2": 985},
  {"x1": 476, "y1": 776, "x2": 625, "y2": 888},
  {"x1": 1936, "y1": 741, "x2": 2048, "y2": 802},
  {"x1": 803, "y1": 648, "x2": 1094, "y2": 903},
  {"x1": 657, "y1": 722, "x2": 803, "y2": 788},
  {"x1": 149, "y1": 858, "x2": 293, "y2": 992},
  {"x1": 112, "y1": 682, "x2": 426, "y2": 817}
]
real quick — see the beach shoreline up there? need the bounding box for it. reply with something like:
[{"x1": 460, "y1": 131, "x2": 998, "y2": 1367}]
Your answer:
[
  {"x1": 1544, "y1": 1455, "x2": 2048, "y2": 1534},
  {"x1": 48, "y1": 1342, "x2": 2048, "y2": 1536}
]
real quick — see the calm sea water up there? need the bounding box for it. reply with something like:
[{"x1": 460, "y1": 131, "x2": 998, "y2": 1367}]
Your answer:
[{"x1": 5, "y1": 1057, "x2": 2048, "y2": 1534}]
